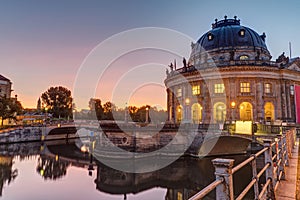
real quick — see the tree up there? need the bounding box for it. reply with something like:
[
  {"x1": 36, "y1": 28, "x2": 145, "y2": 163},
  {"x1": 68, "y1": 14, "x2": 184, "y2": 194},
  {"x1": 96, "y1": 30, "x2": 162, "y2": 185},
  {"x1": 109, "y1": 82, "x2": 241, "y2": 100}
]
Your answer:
[
  {"x1": 37, "y1": 98, "x2": 41, "y2": 111},
  {"x1": 88, "y1": 98, "x2": 103, "y2": 120},
  {"x1": 0, "y1": 97, "x2": 23, "y2": 126},
  {"x1": 41, "y1": 86, "x2": 73, "y2": 119},
  {"x1": 102, "y1": 101, "x2": 116, "y2": 120}
]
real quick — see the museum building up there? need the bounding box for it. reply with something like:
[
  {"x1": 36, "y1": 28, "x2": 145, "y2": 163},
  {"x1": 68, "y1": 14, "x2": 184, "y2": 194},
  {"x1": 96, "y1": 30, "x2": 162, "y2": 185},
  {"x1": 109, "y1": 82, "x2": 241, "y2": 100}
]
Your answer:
[{"x1": 165, "y1": 16, "x2": 300, "y2": 124}]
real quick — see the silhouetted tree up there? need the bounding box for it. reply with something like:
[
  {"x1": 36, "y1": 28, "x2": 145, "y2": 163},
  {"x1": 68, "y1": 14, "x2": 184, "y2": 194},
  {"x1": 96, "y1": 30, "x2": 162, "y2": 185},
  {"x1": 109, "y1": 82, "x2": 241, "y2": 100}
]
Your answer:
[
  {"x1": 36, "y1": 156, "x2": 69, "y2": 180},
  {"x1": 103, "y1": 101, "x2": 116, "y2": 120},
  {"x1": 41, "y1": 86, "x2": 73, "y2": 118},
  {"x1": 88, "y1": 98, "x2": 103, "y2": 120}
]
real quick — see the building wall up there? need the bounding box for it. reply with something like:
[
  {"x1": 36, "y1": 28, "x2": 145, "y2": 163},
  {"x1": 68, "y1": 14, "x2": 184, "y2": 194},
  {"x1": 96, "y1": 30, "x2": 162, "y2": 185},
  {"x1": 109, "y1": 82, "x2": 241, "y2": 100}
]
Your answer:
[
  {"x1": 165, "y1": 66, "x2": 300, "y2": 124},
  {"x1": 0, "y1": 79, "x2": 12, "y2": 98}
]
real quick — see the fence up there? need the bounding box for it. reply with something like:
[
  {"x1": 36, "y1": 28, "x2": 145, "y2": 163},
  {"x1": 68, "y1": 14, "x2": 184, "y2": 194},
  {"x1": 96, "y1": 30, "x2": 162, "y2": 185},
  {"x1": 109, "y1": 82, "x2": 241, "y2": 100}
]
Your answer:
[{"x1": 189, "y1": 129, "x2": 296, "y2": 200}]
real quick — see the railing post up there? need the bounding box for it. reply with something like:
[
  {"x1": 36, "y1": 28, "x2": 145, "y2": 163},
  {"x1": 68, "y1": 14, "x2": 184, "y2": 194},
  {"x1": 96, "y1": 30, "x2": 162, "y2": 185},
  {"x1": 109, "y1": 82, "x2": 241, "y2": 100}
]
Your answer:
[
  {"x1": 263, "y1": 139, "x2": 276, "y2": 199},
  {"x1": 212, "y1": 158, "x2": 234, "y2": 200},
  {"x1": 277, "y1": 134, "x2": 285, "y2": 180},
  {"x1": 251, "y1": 157, "x2": 259, "y2": 199},
  {"x1": 283, "y1": 132, "x2": 289, "y2": 166}
]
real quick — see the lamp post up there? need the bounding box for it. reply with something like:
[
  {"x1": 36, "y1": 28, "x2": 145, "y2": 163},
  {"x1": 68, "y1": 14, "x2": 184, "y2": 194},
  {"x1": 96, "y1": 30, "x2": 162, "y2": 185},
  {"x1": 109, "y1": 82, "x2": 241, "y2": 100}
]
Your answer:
[
  {"x1": 184, "y1": 98, "x2": 190, "y2": 123},
  {"x1": 124, "y1": 102, "x2": 128, "y2": 123},
  {"x1": 230, "y1": 101, "x2": 236, "y2": 134},
  {"x1": 145, "y1": 106, "x2": 149, "y2": 123},
  {"x1": 230, "y1": 101, "x2": 236, "y2": 121},
  {"x1": 42, "y1": 107, "x2": 48, "y2": 141}
]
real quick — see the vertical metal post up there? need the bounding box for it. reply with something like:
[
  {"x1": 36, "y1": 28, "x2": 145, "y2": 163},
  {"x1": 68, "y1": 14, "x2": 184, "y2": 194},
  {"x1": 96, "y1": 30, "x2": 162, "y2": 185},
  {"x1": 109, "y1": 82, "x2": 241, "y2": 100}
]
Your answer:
[
  {"x1": 283, "y1": 133, "x2": 289, "y2": 166},
  {"x1": 251, "y1": 157, "x2": 259, "y2": 199},
  {"x1": 212, "y1": 158, "x2": 235, "y2": 200},
  {"x1": 263, "y1": 139, "x2": 276, "y2": 199},
  {"x1": 277, "y1": 135, "x2": 285, "y2": 180},
  {"x1": 286, "y1": 130, "x2": 292, "y2": 158}
]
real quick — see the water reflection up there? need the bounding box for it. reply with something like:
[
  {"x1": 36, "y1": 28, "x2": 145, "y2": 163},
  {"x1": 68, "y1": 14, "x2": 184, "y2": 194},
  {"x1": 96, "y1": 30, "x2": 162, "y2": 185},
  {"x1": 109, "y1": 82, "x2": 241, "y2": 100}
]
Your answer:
[
  {"x1": 0, "y1": 156, "x2": 17, "y2": 196},
  {"x1": 36, "y1": 155, "x2": 70, "y2": 180},
  {"x1": 95, "y1": 156, "x2": 252, "y2": 199},
  {"x1": 0, "y1": 140, "x2": 254, "y2": 200}
]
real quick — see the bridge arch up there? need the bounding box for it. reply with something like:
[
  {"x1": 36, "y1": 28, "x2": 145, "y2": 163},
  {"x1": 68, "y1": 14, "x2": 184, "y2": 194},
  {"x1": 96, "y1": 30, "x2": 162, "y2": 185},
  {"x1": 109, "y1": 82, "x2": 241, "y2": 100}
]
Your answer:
[{"x1": 197, "y1": 135, "x2": 252, "y2": 156}]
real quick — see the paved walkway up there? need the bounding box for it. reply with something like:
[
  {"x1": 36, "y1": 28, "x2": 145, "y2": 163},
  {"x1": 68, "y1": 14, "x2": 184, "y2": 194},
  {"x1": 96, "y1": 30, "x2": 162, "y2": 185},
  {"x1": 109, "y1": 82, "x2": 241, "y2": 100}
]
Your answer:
[{"x1": 276, "y1": 138, "x2": 299, "y2": 200}]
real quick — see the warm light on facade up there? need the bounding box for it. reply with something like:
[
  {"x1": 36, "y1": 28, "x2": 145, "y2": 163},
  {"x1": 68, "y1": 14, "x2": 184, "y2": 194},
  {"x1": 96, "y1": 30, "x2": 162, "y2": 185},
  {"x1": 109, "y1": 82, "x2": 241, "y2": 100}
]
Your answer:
[
  {"x1": 231, "y1": 101, "x2": 236, "y2": 108},
  {"x1": 185, "y1": 98, "x2": 190, "y2": 105}
]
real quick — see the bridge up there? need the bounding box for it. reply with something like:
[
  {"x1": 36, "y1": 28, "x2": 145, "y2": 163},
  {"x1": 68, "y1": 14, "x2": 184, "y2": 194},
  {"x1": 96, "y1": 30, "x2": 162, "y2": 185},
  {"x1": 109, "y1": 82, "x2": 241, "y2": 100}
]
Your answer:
[{"x1": 1, "y1": 122, "x2": 299, "y2": 158}]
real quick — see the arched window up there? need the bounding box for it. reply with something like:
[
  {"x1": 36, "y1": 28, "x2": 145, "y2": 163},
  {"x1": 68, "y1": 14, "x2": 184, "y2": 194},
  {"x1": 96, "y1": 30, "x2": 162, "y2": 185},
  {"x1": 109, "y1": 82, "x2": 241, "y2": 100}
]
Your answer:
[
  {"x1": 239, "y1": 29, "x2": 246, "y2": 37},
  {"x1": 239, "y1": 55, "x2": 249, "y2": 60},
  {"x1": 213, "y1": 102, "x2": 226, "y2": 123},
  {"x1": 264, "y1": 102, "x2": 275, "y2": 121},
  {"x1": 207, "y1": 33, "x2": 214, "y2": 41},
  {"x1": 176, "y1": 105, "x2": 183, "y2": 123},
  {"x1": 191, "y1": 103, "x2": 202, "y2": 124},
  {"x1": 239, "y1": 102, "x2": 253, "y2": 121}
]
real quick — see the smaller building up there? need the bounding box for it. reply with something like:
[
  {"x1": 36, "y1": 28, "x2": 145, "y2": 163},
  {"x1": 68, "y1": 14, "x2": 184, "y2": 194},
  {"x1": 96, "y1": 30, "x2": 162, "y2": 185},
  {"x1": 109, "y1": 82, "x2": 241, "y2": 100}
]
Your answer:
[{"x1": 0, "y1": 75, "x2": 12, "y2": 98}]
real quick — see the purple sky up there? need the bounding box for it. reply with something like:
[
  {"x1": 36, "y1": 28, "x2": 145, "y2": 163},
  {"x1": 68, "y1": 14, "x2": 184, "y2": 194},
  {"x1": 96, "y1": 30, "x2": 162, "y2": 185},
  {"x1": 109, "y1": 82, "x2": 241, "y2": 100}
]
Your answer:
[{"x1": 1, "y1": 0, "x2": 300, "y2": 109}]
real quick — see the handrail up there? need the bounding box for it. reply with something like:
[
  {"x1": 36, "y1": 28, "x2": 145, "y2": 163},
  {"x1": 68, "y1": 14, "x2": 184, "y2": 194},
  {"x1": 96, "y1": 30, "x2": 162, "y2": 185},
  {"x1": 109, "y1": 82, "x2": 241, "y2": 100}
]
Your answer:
[
  {"x1": 236, "y1": 178, "x2": 257, "y2": 200},
  {"x1": 188, "y1": 178, "x2": 223, "y2": 200},
  {"x1": 188, "y1": 127, "x2": 296, "y2": 200},
  {"x1": 257, "y1": 163, "x2": 270, "y2": 178},
  {"x1": 232, "y1": 156, "x2": 254, "y2": 174},
  {"x1": 259, "y1": 178, "x2": 271, "y2": 199}
]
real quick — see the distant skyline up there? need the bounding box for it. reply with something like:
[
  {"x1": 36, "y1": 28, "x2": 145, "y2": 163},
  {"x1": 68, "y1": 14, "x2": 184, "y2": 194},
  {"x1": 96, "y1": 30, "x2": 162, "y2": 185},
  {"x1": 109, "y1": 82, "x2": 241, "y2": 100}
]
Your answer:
[{"x1": 1, "y1": 0, "x2": 300, "y2": 109}]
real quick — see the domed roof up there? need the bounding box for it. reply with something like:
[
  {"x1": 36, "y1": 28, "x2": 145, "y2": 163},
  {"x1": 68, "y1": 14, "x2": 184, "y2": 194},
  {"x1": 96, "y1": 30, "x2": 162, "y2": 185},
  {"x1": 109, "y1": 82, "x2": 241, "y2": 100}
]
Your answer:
[{"x1": 196, "y1": 16, "x2": 268, "y2": 51}]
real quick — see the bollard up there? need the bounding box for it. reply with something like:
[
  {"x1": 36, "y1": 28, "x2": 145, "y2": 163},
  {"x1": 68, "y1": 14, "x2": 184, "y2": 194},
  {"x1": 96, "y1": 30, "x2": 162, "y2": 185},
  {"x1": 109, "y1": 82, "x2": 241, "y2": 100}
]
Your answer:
[
  {"x1": 263, "y1": 139, "x2": 276, "y2": 199},
  {"x1": 277, "y1": 134, "x2": 285, "y2": 180},
  {"x1": 212, "y1": 158, "x2": 234, "y2": 200}
]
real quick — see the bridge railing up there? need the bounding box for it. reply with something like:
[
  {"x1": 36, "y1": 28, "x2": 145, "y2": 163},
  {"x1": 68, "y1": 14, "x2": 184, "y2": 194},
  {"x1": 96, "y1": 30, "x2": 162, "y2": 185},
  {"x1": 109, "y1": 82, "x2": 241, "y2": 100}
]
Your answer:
[{"x1": 189, "y1": 129, "x2": 296, "y2": 200}]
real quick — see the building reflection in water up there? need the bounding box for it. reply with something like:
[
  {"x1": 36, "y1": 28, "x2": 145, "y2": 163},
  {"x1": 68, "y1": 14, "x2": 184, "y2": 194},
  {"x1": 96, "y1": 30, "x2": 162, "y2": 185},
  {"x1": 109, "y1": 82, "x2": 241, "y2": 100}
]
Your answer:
[
  {"x1": 0, "y1": 140, "x2": 255, "y2": 200},
  {"x1": 95, "y1": 155, "x2": 253, "y2": 200}
]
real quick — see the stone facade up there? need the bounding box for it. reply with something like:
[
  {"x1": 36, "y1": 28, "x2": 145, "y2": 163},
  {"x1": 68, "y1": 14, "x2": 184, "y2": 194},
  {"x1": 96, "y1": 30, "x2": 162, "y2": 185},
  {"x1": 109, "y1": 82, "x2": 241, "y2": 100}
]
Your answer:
[
  {"x1": 0, "y1": 74, "x2": 12, "y2": 98},
  {"x1": 165, "y1": 17, "x2": 300, "y2": 124}
]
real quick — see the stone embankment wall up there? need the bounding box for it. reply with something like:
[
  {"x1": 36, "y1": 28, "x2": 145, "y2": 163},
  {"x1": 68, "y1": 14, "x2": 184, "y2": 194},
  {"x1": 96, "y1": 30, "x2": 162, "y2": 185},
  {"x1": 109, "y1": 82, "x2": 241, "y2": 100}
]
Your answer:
[{"x1": 0, "y1": 127, "x2": 42, "y2": 144}]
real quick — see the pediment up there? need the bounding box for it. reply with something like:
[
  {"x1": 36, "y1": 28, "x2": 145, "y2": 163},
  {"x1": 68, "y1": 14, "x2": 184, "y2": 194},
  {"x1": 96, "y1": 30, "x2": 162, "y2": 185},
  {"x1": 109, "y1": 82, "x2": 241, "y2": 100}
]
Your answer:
[{"x1": 287, "y1": 62, "x2": 300, "y2": 72}]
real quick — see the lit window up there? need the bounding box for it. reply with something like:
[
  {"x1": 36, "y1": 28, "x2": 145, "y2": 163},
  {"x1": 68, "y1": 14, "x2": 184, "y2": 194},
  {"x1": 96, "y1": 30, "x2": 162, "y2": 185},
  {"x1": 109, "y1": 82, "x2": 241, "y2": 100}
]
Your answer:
[
  {"x1": 207, "y1": 33, "x2": 214, "y2": 41},
  {"x1": 214, "y1": 84, "x2": 225, "y2": 94},
  {"x1": 240, "y1": 82, "x2": 250, "y2": 93},
  {"x1": 192, "y1": 85, "x2": 200, "y2": 95},
  {"x1": 239, "y1": 29, "x2": 245, "y2": 37},
  {"x1": 177, "y1": 88, "x2": 182, "y2": 97},
  {"x1": 265, "y1": 83, "x2": 272, "y2": 94},
  {"x1": 239, "y1": 55, "x2": 249, "y2": 60}
]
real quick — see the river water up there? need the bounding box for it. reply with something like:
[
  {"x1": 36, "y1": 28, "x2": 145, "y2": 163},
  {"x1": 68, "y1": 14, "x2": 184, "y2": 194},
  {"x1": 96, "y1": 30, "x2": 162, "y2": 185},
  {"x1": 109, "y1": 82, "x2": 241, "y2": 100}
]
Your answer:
[{"x1": 0, "y1": 140, "x2": 256, "y2": 200}]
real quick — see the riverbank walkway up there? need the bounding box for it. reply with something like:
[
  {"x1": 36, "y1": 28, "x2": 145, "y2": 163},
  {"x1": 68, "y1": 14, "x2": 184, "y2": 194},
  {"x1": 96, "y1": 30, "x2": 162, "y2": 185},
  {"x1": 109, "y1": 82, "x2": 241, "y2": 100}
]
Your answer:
[{"x1": 276, "y1": 138, "x2": 299, "y2": 200}]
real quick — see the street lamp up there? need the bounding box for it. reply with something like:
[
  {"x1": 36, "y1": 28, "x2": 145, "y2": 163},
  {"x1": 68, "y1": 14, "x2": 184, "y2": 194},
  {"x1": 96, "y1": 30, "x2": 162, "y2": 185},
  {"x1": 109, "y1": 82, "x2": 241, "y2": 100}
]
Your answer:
[
  {"x1": 185, "y1": 98, "x2": 190, "y2": 106},
  {"x1": 185, "y1": 98, "x2": 190, "y2": 123},
  {"x1": 145, "y1": 106, "x2": 149, "y2": 123},
  {"x1": 230, "y1": 101, "x2": 236, "y2": 134},
  {"x1": 230, "y1": 101, "x2": 236, "y2": 121}
]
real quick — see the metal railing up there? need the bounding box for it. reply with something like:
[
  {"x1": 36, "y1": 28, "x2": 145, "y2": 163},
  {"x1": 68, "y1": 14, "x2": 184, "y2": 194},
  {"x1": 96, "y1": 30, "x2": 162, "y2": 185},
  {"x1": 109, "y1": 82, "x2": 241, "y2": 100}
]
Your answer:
[{"x1": 188, "y1": 128, "x2": 296, "y2": 200}]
